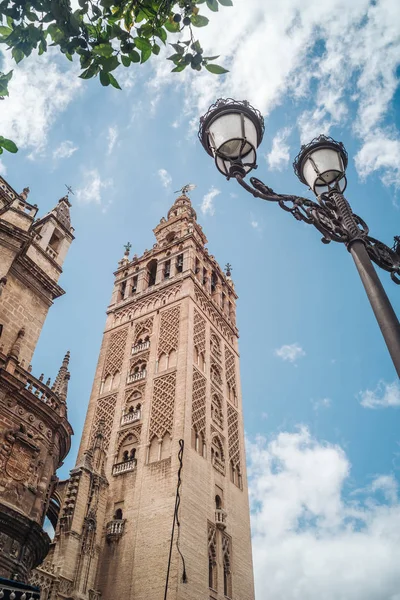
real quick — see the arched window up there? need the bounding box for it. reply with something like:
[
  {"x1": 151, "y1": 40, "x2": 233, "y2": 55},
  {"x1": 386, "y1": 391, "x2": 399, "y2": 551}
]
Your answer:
[
  {"x1": 147, "y1": 259, "x2": 158, "y2": 287},
  {"x1": 211, "y1": 435, "x2": 225, "y2": 474},
  {"x1": 215, "y1": 495, "x2": 222, "y2": 510},
  {"x1": 118, "y1": 434, "x2": 138, "y2": 464},
  {"x1": 208, "y1": 545, "x2": 217, "y2": 590},
  {"x1": 211, "y1": 393, "x2": 223, "y2": 428},
  {"x1": 114, "y1": 508, "x2": 123, "y2": 520}
]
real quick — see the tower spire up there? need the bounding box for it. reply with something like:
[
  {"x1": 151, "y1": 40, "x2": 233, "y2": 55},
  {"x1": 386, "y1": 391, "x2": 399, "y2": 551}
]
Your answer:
[{"x1": 52, "y1": 350, "x2": 70, "y2": 398}]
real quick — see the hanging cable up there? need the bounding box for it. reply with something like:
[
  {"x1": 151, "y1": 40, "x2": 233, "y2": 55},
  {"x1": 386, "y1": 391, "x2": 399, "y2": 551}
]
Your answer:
[{"x1": 164, "y1": 439, "x2": 187, "y2": 600}]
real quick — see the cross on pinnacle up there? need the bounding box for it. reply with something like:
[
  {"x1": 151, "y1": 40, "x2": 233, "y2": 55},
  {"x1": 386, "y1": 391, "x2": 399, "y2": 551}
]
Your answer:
[
  {"x1": 225, "y1": 263, "x2": 232, "y2": 277},
  {"x1": 124, "y1": 242, "x2": 132, "y2": 255},
  {"x1": 65, "y1": 184, "x2": 75, "y2": 196}
]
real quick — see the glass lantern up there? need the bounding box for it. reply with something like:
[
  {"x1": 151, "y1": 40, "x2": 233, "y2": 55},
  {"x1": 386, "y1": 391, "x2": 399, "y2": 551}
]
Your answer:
[
  {"x1": 293, "y1": 135, "x2": 348, "y2": 195},
  {"x1": 199, "y1": 99, "x2": 264, "y2": 178}
]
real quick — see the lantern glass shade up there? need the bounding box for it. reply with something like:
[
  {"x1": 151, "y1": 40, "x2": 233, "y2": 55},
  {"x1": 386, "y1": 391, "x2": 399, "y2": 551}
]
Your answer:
[
  {"x1": 208, "y1": 112, "x2": 258, "y2": 160},
  {"x1": 298, "y1": 142, "x2": 348, "y2": 194}
]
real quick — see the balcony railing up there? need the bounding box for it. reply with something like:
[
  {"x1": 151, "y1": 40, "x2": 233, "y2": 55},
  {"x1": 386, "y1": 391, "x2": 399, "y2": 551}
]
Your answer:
[
  {"x1": 215, "y1": 508, "x2": 227, "y2": 530},
  {"x1": 112, "y1": 459, "x2": 137, "y2": 476},
  {"x1": 212, "y1": 456, "x2": 225, "y2": 475},
  {"x1": 131, "y1": 341, "x2": 150, "y2": 355},
  {"x1": 106, "y1": 519, "x2": 125, "y2": 537},
  {"x1": 126, "y1": 370, "x2": 146, "y2": 384},
  {"x1": 121, "y1": 410, "x2": 141, "y2": 425}
]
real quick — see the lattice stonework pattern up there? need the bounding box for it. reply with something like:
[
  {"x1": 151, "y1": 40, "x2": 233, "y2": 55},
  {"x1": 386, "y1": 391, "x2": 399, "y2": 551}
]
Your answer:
[
  {"x1": 193, "y1": 309, "x2": 206, "y2": 354},
  {"x1": 225, "y1": 346, "x2": 237, "y2": 391},
  {"x1": 191, "y1": 367, "x2": 206, "y2": 435},
  {"x1": 149, "y1": 372, "x2": 176, "y2": 440},
  {"x1": 134, "y1": 316, "x2": 154, "y2": 342},
  {"x1": 90, "y1": 394, "x2": 117, "y2": 450},
  {"x1": 103, "y1": 327, "x2": 128, "y2": 378},
  {"x1": 227, "y1": 405, "x2": 240, "y2": 469},
  {"x1": 158, "y1": 305, "x2": 181, "y2": 356}
]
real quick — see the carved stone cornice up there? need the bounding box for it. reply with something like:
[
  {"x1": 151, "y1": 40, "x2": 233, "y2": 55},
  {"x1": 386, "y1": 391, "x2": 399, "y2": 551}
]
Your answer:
[{"x1": 11, "y1": 254, "x2": 65, "y2": 304}]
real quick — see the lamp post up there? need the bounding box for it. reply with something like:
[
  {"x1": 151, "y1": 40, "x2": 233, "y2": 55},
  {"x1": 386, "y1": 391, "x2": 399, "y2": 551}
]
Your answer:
[{"x1": 198, "y1": 98, "x2": 400, "y2": 377}]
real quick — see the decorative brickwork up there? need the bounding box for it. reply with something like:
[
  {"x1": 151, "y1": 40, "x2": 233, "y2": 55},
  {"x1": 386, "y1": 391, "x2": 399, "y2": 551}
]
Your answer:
[
  {"x1": 114, "y1": 282, "x2": 182, "y2": 325},
  {"x1": 149, "y1": 372, "x2": 176, "y2": 440},
  {"x1": 90, "y1": 394, "x2": 117, "y2": 451},
  {"x1": 225, "y1": 346, "x2": 237, "y2": 406},
  {"x1": 103, "y1": 328, "x2": 128, "y2": 379},
  {"x1": 133, "y1": 316, "x2": 153, "y2": 343},
  {"x1": 227, "y1": 404, "x2": 241, "y2": 470},
  {"x1": 194, "y1": 287, "x2": 234, "y2": 344},
  {"x1": 158, "y1": 305, "x2": 180, "y2": 357},
  {"x1": 193, "y1": 309, "x2": 206, "y2": 355},
  {"x1": 124, "y1": 384, "x2": 145, "y2": 404},
  {"x1": 191, "y1": 367, "x2": 207, "y2": 436},
  {"x1": 211, "y1": 387, "x2": 224, "y2": 430},
  {"x1": 210, "y1": 331, "x2": 222, "y2": 363}
]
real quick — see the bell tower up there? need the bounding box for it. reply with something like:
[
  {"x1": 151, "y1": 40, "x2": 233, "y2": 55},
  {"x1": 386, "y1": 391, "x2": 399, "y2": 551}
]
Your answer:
[{"x1": 39, "y1": 192, "x2": 255, "y2": 600}]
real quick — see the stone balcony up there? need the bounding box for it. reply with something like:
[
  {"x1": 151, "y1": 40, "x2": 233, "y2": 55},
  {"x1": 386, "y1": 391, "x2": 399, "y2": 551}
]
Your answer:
[
  {"x1": 126, "y1": 370, "x2": 146, "y2": 384},
  {"x1": 131, "y1": 340, "x2": 150, "y2": 355},
  {"x1": 121, "y1": 410, "x2": 141, "y2": 426},
  {"x1": 215, "y1": 508, "x2": 227, "y2": 530},
  {"x1": 212, "y1": 456, "x2": 225, "y2": 476},
  {"x1": 0, "y1": 577, "x2": 40, "y2": 599},
  {"x1": 45, "y1": 245, "x2": 58, "y2": 260},
  {"x1": 112, "y1": 459, "x2": 137, "y2": 476},
  {"x1": 106, "y1": 519, "x2": 126, "y2": 543}
]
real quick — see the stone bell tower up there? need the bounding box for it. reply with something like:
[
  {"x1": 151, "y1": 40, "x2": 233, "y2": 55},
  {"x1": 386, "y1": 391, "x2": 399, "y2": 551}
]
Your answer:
[
  {"x1": 0, "y1": 176, "x2": 74, "y2": 591},
  {"x1": 41, "y1": 192, "x2": 255, "y2": 600}
]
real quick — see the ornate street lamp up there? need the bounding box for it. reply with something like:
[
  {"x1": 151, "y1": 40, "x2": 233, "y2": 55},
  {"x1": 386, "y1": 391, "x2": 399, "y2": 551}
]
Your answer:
[{"x1": 199, "y1": 98, "x2": 400, "y2": 376}]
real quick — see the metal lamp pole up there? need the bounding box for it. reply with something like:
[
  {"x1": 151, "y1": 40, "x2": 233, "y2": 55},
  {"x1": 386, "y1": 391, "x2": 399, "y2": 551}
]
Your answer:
[{"x1": 198, "y1": 98, "x2": 400, "y2": 377}]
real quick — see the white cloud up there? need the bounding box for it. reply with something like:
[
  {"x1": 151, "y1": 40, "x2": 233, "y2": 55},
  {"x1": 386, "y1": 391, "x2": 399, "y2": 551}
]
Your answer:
[
  {"x1": 313, "y1": 397, "x2": 332, "y2": 411},
  {"x1": 158, "y1": 168, "x2": 172, "y2": 189},
  {"x1": 53, "y1": 140, "x2": 78, "y2": 160},
  {"x1": 248, "y1": 427, "x2": 400, "y2": 600},
  {"x1": 0, "y1": 159, "x2": 7, "y2": 176},
  {"x1": 0, "y1": 50, "x2": 81, "y2": 153},
  {"x1": 355, "y1": 132, "x2": 400, "y2": 188},
  {"x1": 274, "y1": 343, "x2": 306, "y2": 363},
  {"x1": 358, "y1": 380, "x2": 400, "y2": 409},
  {"x1": 266, "y1": 127, "x2": 292, "y2": 171},
  {"x1": 200, "y1": 186, "x2": 221, "y2": 216},
  {"x1": 149, "y1": 0, "x2": 400, "y2": 189},
  {"x1": 107, "y1": 126, "x2": 118, "y2": 155},
  {"x1": 75, "y1": 169, "x2": 113, "y2": 209}
]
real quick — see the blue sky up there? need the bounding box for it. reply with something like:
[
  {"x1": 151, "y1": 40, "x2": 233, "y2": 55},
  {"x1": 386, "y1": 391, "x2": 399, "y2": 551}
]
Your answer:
[{"x1": 1, "y1": 0, "x2": 400, "y2": 597}]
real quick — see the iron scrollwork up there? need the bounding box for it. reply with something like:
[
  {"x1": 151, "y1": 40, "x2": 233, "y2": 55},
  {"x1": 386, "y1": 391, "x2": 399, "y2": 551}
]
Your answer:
[{"x1": 236, "y1": 175, "x2": 400, "y2": 284}]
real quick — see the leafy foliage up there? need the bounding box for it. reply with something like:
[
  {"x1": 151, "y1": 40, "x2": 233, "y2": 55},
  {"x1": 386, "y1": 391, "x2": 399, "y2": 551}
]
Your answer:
[{"x1": 0, "y1": 0, "x2": 231, "y2": 154}]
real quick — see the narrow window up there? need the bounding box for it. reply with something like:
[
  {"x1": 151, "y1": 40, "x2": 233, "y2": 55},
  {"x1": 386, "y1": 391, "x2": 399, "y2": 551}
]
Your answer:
[
  {"x1": 164, "y1": 259, "x2": 171, "y2": 279},
  {"x1": 120, "y1": 280, "x2": 126, "y2": 300},
  {"x1": 221, "y1": 292, "x2": 225, "y2": 310},
  {"x1": 195, "y1": 257, "x2": 200, "y2": 275},
  {"x1": 176, "y1": 253, "x2": 183, "y2": 273},
  {"x1": 203, "y1": 267, "x2": 207, "y2": 286},
  {"x1": 211, "y1": 271, "x2": 217, "y2": 293},
  {"x1": 131, "y1": 275, "x2": 138, "y2": 294},
  {"x1": 147, "y1": 259, "x2": 157, "y2": 287},
  {"x1": 114, "y1": 508, "x2": 123, "y2": 520}
]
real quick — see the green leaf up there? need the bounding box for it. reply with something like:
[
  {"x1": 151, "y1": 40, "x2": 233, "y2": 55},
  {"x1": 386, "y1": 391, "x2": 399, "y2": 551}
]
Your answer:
[
  {"x1": 121, "y1": 55, "x2": 130, "y2": 67},
  {"x1": 108, "y1": 72, "x2": 121, "y2": 89},
  {"x1": 140, "y1": 46, "x2": 152, "y2": 63},
  {"x1": 167, "y1": 53, "x2": 182, "y2": 63},
  {"x1": 129, "y1": 50, "x2": 140, "y2": 63},
  {"x1": 205, "y1": 63, "x2": 229, "y2": 74},
  {"x1": 65, "y1": 52, "x2": 73, "y2": 61},
  {"x1": 164, "y1": 19, "x2": 180, "y2": 33},
  {"x1": 155, "y1": 27, "x2": 167, "y2": 44},
  {"x1": 0, "y1": 137, "x2": 18, "y2": 153},
  {"x1": 79, "y1": 63, "x2": 99, "y2": 79},
  {"x1": 11, "y1": 47, "x2": 24, "y2": 64},
  {"x1": 218, "y1": 0, "x2": 233, "y2": 5},
  {"x1": 206, "y1": 0, "x2": 219, "y2": 11},
  {"x1": 191, "y1": 14, "x2": 209, "y2": 27},
  {"x1": 100, "y1": 55, "x2": 119, "y2": 72},
  {"x1": 134, "y1": 37, "x2": 151, "y2": 52},
  {"x1": 171, "y1": 64, "x2": 187, "y2": 72},
  {"x1": 93, "y1": 43, "x2": 113, "y2": 57},
  {"x1": 0, "y1": 25, "x2": 12, "y2": 36},
  {"x1": 152, "y1": 43, "x2": 160, "y2": 55},
  {"x1": 38, "y1": 39, "x2": 47, "y2": 55},
  {"x1": 203, "y1": 55, "x2": 220, "y2": 60},
  {"x1": 100, "y1": 70, "x2": 110, "y2": 86},
  {"x1": 170, "y1": 43, "x2": 184, "y2": 55}
]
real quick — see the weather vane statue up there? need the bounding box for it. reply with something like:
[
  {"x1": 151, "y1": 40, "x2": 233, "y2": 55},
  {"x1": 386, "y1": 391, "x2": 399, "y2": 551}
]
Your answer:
[
  {"x1": 123, "y1": 242, "x2": 132, "y2": 255},
  {"x1": 174, "y1": 183, "x2": 197, "y2": 196}
]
